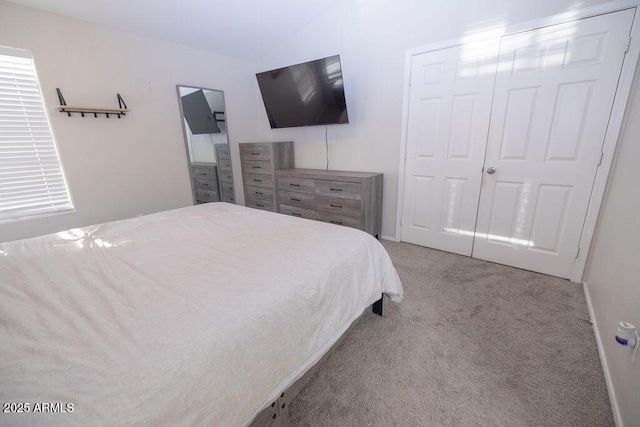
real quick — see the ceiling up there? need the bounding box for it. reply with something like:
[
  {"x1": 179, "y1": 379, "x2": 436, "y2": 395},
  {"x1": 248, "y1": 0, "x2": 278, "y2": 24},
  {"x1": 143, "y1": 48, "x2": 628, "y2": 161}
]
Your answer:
[{"x1": 6, "y1": 0, "x2": 343, "y2": 61}]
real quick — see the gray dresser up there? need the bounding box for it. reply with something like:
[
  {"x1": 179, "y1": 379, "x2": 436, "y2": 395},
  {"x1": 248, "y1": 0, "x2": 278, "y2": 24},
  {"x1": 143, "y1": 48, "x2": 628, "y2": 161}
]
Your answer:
[
  {"x1": 191, "y1": 162, "x2": 220, "y2": 204},
  {"x1": 215, "y1": 144, "x2": 235, "y2": 203},
  {"x1": 240, "y1": 142, "x2": 294, "y2": 212},
  {"x1": 275, "y1": 169, "x2": 383, "y2": 238}
]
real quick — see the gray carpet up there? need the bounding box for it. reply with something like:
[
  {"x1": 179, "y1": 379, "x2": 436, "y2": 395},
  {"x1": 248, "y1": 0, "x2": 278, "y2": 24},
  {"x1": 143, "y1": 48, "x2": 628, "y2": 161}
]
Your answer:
[{"x1": 289, "y1": 241, "x2": 613, "y2": 426}]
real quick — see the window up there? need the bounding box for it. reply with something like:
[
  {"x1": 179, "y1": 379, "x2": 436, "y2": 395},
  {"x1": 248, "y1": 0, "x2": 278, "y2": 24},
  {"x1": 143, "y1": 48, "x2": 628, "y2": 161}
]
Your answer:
[{"x1": 0, "y1": 47, "x2": 73, "y2": 222}]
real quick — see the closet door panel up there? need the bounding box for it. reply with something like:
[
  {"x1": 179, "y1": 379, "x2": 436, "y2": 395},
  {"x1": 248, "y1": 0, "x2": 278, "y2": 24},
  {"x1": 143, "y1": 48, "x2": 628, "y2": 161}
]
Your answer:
[
  {"x1": 401, "y1": 41, "x2": 499, "y2": 255},
  {"x1": 473, "y1": 9, "x2": 634, "y2": 279}
]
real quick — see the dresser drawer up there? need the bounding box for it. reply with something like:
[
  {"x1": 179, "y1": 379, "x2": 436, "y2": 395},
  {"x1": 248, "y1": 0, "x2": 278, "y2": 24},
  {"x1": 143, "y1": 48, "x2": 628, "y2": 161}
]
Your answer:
[
  {"x1": 246, "y1": 197, "x2": 275, "y2": 212},
  {"x1": 192, "y1": 167, "x2": 217, "y2": 180},
  {"x1": 216, "y1": 145, "x2": 231, "y2": 160},
  {"x1": 315, "y1": 180, "x2": 362, "y2": 200},
  {"x1": 221, "y1": 190, "x2": 235, "y2": 203},
  {"x1": 280, "y1": 204, "x2": 316, "y2": 220},
  {"x1": 243, "y1": 160, "x2": 272, "y2": 174},
  {"x1": 246, "y1": 185, "x2": 273, "y2": 200},
  {"x1": 195, "y1": 188, "x2": 219, "y2": 203},
  {"x1": 193, "y1": 177, "x2": 218, "y2": 190},
  {"x1": 278, "y1": 190, "x2": 315, "y2": 210},
  {"x1": 277, "y1": 176, "x2": 315, "y2": 194},
  {"x1": 242, "y1": 146, "x2": 271, "y2": 161},
  {"x1": 218, "y1": 159, "x2": 233, "y2": 171},
  {"x1": 245, "y1": 173, "x2": 273, "y2": 188},
  {"x1": 316, "y1": 196, "x2": 361, "y2": 218},
  {"x1": 222, "y1": 181, "x2": 235, "y2": 202},
  {"x1": 316, "y1": 211, "x2": 363, "y2": 230},
  {"x1": 218, "y1": 171, "x2": 233, "y2": 184},
  {"x1": 220, "y1": 181, "x2": 233, "y2": 191}
]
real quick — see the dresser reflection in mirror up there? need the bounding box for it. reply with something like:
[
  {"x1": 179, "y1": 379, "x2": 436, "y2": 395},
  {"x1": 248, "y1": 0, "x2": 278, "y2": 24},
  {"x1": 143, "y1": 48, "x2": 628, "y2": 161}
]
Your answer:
[{"x1": 177, "y1": 85, "x2": 235, "y2": 204}]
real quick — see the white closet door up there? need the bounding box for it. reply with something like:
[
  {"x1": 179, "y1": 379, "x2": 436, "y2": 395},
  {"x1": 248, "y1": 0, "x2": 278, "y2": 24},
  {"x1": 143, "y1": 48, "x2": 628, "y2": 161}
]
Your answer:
[
  {"x1": 473, "y1": 9, "x2": 634, "y2": 278},
  {"x1": 401, "y1": 41, "x2": 499, "y2": 255}
]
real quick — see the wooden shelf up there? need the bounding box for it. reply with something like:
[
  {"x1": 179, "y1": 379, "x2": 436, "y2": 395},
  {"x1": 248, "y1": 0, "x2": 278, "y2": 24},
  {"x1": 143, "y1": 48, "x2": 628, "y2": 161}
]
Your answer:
[
  {"x1": 56, "y1": 105, "x2": 130, "y2": 113},
  {"x1": 56, "y1": 88, "x2": 129, "y2": 118}
]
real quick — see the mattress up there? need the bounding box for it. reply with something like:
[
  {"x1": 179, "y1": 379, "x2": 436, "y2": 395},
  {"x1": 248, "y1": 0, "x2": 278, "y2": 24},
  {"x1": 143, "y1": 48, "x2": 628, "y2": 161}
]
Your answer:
[{"x1": 0, "y1": 203, "x2": 403, "y2": 426}]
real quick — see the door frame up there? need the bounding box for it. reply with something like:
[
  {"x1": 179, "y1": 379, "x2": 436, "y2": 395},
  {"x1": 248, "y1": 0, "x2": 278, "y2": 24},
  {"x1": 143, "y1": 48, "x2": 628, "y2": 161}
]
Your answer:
[{"x1": 395, "y1": 0, "x2": 640, "y2": 283}]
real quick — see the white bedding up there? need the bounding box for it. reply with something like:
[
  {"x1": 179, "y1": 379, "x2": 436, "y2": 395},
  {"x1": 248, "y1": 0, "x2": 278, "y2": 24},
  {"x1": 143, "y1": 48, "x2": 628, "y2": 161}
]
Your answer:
[{"x1": 0, "y1": 203, "x2": 402, "y2": 426}]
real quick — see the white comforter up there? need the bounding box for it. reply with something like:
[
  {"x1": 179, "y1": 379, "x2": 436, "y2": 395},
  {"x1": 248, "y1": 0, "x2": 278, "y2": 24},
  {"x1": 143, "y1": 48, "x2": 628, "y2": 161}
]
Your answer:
[{"x1": 0, "y1": 203, "x2": 402, "y2": 426}]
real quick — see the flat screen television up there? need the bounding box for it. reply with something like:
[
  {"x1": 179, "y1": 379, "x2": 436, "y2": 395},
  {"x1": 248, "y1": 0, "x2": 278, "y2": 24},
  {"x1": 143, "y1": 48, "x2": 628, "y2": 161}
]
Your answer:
[
  {"x1": 181, "y1": 89, "x2": 220, "y2": 134},
  {"x1": 256, "y1": 55, "x2": 349, "y2": 129}
]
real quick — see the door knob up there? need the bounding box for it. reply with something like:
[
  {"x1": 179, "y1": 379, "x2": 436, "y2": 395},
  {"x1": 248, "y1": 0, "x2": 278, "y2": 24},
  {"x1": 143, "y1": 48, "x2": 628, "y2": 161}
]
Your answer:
[{"x1": 486, "y1": 166, "x2": 496, "y2": 174}]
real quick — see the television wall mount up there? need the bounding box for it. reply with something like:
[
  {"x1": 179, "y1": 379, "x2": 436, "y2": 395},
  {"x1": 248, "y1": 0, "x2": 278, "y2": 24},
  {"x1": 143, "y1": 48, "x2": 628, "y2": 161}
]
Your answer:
[
  {"x1": 56, "y1": 88, "x2": 130, "y2": 118},
  {"x1": 213, "y1": 111, "x2": 225, "y2": 123}
]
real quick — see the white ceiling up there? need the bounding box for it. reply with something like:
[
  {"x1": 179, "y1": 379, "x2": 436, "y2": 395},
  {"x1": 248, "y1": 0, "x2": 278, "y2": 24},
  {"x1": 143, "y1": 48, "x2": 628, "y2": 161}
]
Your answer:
[{"x1": 6, "y1": 0, "x2": 343, "y2": 61}]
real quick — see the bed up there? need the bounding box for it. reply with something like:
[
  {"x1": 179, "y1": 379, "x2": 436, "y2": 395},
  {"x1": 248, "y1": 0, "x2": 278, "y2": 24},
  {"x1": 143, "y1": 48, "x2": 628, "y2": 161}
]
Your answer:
[{"x1": 0, "y1": 203, "x2": 403, "y2": 426}]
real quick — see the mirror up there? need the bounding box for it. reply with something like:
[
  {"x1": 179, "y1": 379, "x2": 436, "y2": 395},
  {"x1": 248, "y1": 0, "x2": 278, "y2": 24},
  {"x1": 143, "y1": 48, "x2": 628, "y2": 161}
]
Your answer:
[{"x1": 177, "y1": 85, "x2": 235, "y2": 204}]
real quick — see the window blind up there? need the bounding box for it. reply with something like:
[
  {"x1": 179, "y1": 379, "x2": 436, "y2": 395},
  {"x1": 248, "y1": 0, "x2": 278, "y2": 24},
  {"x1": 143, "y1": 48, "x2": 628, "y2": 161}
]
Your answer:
[{"x1": 0, "y1": 47, "x2": 72, "y2": 222}]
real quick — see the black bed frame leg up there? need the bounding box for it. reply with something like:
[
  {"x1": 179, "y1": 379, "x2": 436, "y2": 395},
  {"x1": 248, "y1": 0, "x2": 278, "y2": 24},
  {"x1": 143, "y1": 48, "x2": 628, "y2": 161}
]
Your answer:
[{"x1": 372, "y1": 295, "x2": 383, "y2": 316}]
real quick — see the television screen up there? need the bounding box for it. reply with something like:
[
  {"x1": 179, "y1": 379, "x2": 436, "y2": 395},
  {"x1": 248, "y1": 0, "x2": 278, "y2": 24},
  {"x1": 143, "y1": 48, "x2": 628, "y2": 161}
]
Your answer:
[
  {"x1": 256, "y1": 55, "x2": 349, "y2": 129},
  {"x1": 181, "y1": 89, "x2": 220, "y2": 134}
]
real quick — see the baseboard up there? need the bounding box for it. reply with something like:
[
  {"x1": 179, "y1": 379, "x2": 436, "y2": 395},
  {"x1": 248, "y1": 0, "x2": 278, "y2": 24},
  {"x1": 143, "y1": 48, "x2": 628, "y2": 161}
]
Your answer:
[
  {"x1": 380, "y1": 235, "x2": 400, "y2": 242},
  {"x1": 583, "y1": 281, "x2": 623, "y2": 427}
]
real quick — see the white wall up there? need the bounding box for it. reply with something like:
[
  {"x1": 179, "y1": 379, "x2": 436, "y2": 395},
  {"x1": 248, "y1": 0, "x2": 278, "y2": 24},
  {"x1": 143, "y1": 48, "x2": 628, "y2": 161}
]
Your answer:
[
  {"x1": 583, "y1": 73, "x2": 640, "y2": 425},
  {"x1": 0, "y1": 0, "x2": 257, "y2": 242},
  {"x1": 255, "y1": 0, "x2": 611, "y2": 239}
]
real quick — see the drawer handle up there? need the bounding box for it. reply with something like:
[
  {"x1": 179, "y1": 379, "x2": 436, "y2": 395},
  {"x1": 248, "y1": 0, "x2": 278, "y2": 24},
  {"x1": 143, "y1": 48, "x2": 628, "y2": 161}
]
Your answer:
[
  {"x1": 200, "y1": 173, "x2": 209, "y2": 176},
  {"x1": 255, "y1": 191, "x2": 264, "y2": 195},
  {"x1": 291, "y1": 212, "x2": 302, "y2": 217},
  {"x1": 257, "y1": 203, "x2": 264, "y2": 207},
  {"x1": 330, "y1": 220, "x2": 343, "y2": 225},
  {"x1": 330, "y1": 204, "x2": 343, "y2": 208},
  {"x1": 254, "y1": 179, "x2": 262, "y2": 182},
  {"x1": 330, "y1": 188, "x2": 342, "y2": 192},
  {"x1": 252, "y1": 166, "x2": 261, "y2": 169},
  {"x1": 251, "y1": 152, "x2": 260, "y2": 155},
  {"x1": 291, "y1": 198, "x2": 301, "y2": 202},
  {"x1": 202, "y1": 183, "x2": 209, "y2": 187},
  {"x1": 290, "y1": 183, "x2": 300, "y2": 187}
]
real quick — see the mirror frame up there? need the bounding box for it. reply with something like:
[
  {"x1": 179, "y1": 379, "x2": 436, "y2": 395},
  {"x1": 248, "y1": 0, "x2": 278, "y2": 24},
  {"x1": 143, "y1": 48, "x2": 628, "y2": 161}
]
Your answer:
[{"x1": 176, "y1": 84, "x2": 232, "y2": 205}]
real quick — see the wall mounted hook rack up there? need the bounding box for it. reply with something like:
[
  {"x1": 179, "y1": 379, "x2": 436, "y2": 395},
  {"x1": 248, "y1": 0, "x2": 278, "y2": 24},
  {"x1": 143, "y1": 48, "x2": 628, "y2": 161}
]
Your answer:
[{"x1": 56, "y1": 88, "x2": 130, "y2": 118}]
